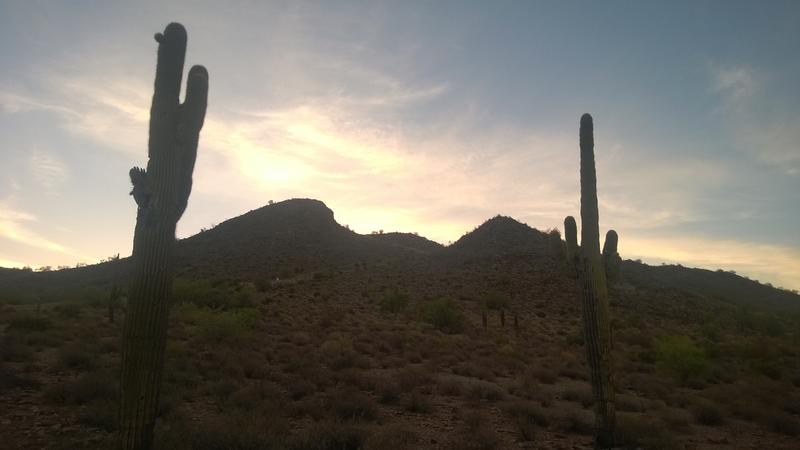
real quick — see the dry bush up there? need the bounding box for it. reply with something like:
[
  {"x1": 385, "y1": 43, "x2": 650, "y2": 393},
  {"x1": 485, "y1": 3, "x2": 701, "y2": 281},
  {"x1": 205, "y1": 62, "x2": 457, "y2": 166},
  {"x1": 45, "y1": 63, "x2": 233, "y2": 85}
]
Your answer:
[
  {"x1": 465, "y1": 380, "x2": 505, "y2": 403},
  {"x1": 616, "y1": 413, "x2": 680, "y2": 450},
  {"x1": 451, "y1": 410, "x2": 500, "y2": 450},
  {"x1": 55, "y1": 344, "x2": 95, "y2": 371},
  {"x1": 44, "y1": 370, "x2": 116, "y2": 405},
  {"x1": 364, "y1": 424, "x2": 419, "y2": 450},
  {"x1": 691, "y1": 400, "x2": 724, "y2": 426},
  {"x1": 404, "y1": 388, "x2": 433, "y2": 413},
  {"x1": 561, "y1": 384, "x2": 593, "y2": 408},
  {"x1": 329, "y1": 389, "x2": 379, "y2": 421},
  {"x1": 559, "y1": 409, "x2": 594, "y2": 435}
]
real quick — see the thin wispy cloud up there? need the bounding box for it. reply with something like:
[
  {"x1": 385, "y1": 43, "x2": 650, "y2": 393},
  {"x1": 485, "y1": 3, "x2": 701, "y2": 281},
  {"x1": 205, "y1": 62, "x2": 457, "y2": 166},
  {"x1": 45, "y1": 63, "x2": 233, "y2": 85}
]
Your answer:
[
  {"x1": 30, "y1": 148, "x2": 69, "y2": 195},
  {"x1": 0, "y1": 201, "x2": 81, "y2": 257}
]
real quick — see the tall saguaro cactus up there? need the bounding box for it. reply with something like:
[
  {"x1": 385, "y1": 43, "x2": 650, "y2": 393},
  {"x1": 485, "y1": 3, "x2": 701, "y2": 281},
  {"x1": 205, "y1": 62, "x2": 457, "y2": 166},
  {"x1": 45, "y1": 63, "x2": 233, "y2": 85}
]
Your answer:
[
  {"x1": 118, "y1": 23, "x2": 208, "y2": 450},
  {"x1": 577, "y1": 114, "x2": 616, "y2": 447}
]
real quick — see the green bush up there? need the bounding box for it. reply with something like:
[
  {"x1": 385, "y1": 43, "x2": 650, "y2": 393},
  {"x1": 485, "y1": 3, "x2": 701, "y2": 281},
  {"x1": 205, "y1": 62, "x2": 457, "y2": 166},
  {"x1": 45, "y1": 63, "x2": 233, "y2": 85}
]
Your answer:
[
  {"x1": 654, "y1": 335, "x2": 709, "y2": 381},
  {"x1": 177, "y1": 304, "x2": 260, "y2": 343},
  {"x1": 484, "y1": 292, "x2": 510, "y2": 310},
  {"x1": 379, "y1": 289, "x2": 409, "y2": 313},
  {"x1": 7, "y1": 315, "x2": 52, "y2": 332},
  {"x1": 422, "y1": 298, "x2": 465, "y2": 334}
]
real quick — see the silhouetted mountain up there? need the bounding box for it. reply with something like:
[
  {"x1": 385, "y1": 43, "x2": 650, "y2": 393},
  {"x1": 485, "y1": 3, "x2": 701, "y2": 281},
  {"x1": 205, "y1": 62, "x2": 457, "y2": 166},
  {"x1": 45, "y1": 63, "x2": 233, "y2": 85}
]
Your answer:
[
  {"x1": 446, "y1": 215, "x2": 550, "y2": 258},
  {"x1": 622, "y1": 260, "x2": 800, "y2": 312},
  {"x1": 365, "y1": 232, "x2": 444, "y2": 254},
  {"x1": 0, "y1": 199, "x2": 797, "y2": 312},
  {"x1": 176, "y1": 198, "x2": 440, "y2": 279}
]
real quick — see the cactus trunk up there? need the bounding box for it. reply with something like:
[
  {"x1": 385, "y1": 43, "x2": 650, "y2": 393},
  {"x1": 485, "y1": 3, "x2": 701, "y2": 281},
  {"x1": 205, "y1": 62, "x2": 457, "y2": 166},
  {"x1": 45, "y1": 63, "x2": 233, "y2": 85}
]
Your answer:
[
  {"x1": 118, "y1": 23, "x2": 207, "y2": 450},
  {"x1": 578, "y1": 114, "x2": 616, "y2": 447}
]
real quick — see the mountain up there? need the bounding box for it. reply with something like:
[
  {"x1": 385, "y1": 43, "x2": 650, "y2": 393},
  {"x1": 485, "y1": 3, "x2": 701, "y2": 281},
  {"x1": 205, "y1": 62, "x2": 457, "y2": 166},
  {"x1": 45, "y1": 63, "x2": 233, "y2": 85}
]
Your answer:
[
  {"x1": 175, "y1": 198, "x2": 443, "y2": 280},
  {"x1": 0, "y1": 198, "x2": 797, "y2": 311},
  {"x1": 448, "y1": 215, "x2": 551, "y2": 258}
]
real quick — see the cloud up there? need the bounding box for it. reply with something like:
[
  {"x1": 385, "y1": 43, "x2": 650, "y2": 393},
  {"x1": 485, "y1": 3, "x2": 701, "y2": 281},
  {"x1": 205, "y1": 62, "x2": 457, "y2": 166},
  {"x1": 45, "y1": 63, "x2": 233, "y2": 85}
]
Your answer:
[
  {"x1": 709, "y1": 64, "x2": 800, "y2": 175},
  {"x1": 0, "y1": 201, "x2": 82, "y2": 257},
  {"x1": 710, "y1": 64, "x2": 757, "y2": 109},
  {"x1": 30, "y1": 148, "x2": 69, "y2": 194}
]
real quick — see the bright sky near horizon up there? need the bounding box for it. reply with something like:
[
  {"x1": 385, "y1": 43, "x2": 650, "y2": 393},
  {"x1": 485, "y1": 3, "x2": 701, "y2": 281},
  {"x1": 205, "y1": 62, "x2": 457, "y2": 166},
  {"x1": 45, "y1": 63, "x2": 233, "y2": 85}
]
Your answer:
[{"x1": 1, "y1": 1, "x2": 799, "y2": 290}]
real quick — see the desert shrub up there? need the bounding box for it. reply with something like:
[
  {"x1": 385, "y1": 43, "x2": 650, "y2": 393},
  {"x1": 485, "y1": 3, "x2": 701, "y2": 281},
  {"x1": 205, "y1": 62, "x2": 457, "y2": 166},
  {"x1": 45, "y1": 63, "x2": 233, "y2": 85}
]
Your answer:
[
  {"x1": 484, "y1": 292, "x2": 510, "y2": 310},
  {"x1": 395, "y1": 366, "x2": 431, "y2": 392},
  {"x1": 379, "y1": 289, "x2": 409, "y2": 313},
  {"x1": 653, "y1": 335, "x2": 709, "y2": 381},
  {"x1": 78, "y1": 399, "x2": 117, "y2": 432},
  {"x1": 6, "y1": 315, "x2": 52, "y2": 332},
  {"x1": 228, "y1": 382, "x2": 285, "y2": 412},
  {"x1": 288, "y1": 379, "x2": 317, "y2": 400},
  {"x1": 562, "y1": 385, "x2": 593, "y2": 408},
  {"x1": 659, "y1": 407, "x2": 691, "y2": 431},
  {"x1": 44, "y1": 371, "x2": 116, "y2": 405},
  {"x1": 766, "y1": 412, "x2": 800, "y2": 436},
  {"x1": 616, "y1": 413, "x2": 680, "y2": 450},
  {"x1": 56, "y1": 344, "x2": 95, "y2": 371},
  {"x1": 321, "y1": 335, "x2": 357, "y2": 370},
  {"x1": 691, "y1": 400, "x2": 724, "y2": 426},
  {"x1": 438, "y1": 378, "x2": 465, "y2": 397},
  {"x1": 156, "y1": 412, "x2": 289, "y2": 450},
  {"x1": 173, "y1": 279, "x2": 254, "y2": 310},
  {"x1": 465, "y1": 380, "x2": 505, "y2": 403},
  {"x1": 616, "y1": 393, "x2": 646, "y2": 412},
  {"x1": 560, "y1": 410, "x2": 594, "y2": 435},
  {"x1": 378, "y1": 379, "x2": 401, "y2": 404},
  {"x1": 330, "y1": 389, "x2": 378, "y2": 421},
  {"x1": 294, "y1": 420, "x2": 367, "y2": 450},
  {"x1": 404, "y1": 388, "x2": 432, "y2": 413},
  {"x1": 173, "y1": 278, "x2": 224, "y2": 308},
  {"x1": 0, "y1": 362, "x2": 39, "y2": 389},
  {"x1": 53, "y1": 302, "x2": 83, "y2": 318},
  {"x1": 422, "y1": 298, "x2": 465, "y2": 333},
  {"x1": 179, "y1": 305, "x2": 260, "y2": 343},
  {"x1": 0, "y1": 336, "x2": 33, "y2": 362},
  {"x1": 364, "y1": 424, "x2": 419, "y2": 450},
  {"x1": 451, "y1": 410, "x2": 500, "y2": 450},
  {"x1": 503, "y1": 400, "x2": 548, "y2": 440},
  {"x1": 453, "y1": 361, "x2": 496, "y2": 382},
  {"x1": 529, "y1": 367, "x2": 558, "y2": 384}
]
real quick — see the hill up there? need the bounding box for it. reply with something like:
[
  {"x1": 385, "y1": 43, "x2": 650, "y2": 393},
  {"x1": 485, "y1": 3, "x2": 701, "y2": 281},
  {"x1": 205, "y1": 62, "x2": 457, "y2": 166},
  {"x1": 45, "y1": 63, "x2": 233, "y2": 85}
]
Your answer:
[{"x1": 1, "y1": 198, "x2": 799, "y2": 449}]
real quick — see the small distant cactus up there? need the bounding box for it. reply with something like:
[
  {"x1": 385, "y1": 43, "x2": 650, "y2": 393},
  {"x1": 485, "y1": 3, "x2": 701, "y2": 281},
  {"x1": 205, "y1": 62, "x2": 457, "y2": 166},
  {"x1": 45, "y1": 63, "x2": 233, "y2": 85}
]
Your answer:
[
  {"x1": 602, "y1": 230, "x2": 621, "y2": 285},
  {"x1": 118, "y1": 23, "x2": 208, "y2": 450},
  {"x1": 564, "y1": 216, "x2": 578, "y2": 276}
]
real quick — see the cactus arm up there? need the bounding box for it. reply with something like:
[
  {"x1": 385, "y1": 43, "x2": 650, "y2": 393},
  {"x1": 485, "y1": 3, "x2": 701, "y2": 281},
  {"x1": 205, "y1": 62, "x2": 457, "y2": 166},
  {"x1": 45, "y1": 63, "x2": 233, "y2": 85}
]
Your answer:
[{"x1": 174, "y1": 65, "x2": 207, "y2": 219}]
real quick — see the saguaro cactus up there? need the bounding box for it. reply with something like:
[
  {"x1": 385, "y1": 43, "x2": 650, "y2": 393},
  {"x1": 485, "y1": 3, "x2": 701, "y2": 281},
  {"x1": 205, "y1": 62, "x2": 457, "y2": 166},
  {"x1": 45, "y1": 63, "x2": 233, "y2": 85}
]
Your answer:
[
  {"x1": 118, "y1": 23, "x2": 207, "y2": 450},
  {"x1": 577, "y1": 114, "x2": 616, "y2": 447},
  {"x1": 602, "y1": 230, "x2": 621, "y2": 285},
  {"x1": 564, "y1": 216, "x2": 578, "y2": 275}
]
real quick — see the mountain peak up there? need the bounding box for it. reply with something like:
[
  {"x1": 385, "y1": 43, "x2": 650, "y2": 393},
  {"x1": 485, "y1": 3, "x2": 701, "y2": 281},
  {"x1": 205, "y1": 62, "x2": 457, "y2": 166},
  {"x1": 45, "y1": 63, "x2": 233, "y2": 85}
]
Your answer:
[{"x1": 449, "y1": 215, "x2": 549, "y2": 257}]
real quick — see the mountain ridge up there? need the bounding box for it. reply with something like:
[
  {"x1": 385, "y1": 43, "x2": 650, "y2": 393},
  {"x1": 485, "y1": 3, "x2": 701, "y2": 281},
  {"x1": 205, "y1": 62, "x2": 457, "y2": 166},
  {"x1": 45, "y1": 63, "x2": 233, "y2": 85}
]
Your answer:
[{"x1": 0, "y1": 198, "x2": 797, "y2": 312}]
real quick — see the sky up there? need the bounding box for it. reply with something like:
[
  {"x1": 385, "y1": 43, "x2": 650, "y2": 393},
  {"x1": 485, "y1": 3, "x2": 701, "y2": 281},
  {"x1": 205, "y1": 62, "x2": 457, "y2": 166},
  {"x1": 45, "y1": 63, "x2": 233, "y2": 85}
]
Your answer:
[{"x1": 1, "y1": 1, "x2": 799, "y2": 290}]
